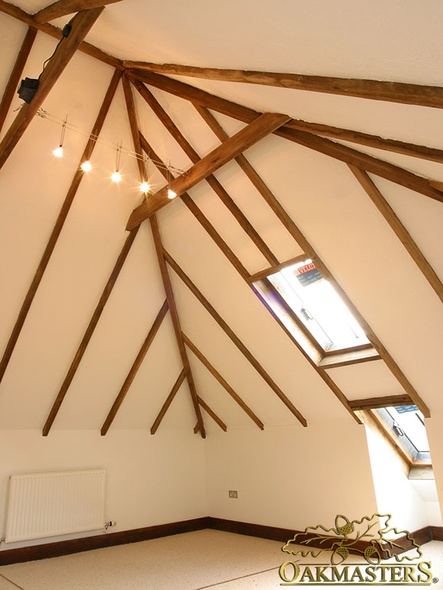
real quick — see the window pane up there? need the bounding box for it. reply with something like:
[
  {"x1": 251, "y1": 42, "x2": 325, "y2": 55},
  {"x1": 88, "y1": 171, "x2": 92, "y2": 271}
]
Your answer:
[
  {"x1": 268, "y1": 260, "x2": 369, "y2": 352},
  {"x1": 384, "y1": 405, "x2": 430, "y2": 454}
]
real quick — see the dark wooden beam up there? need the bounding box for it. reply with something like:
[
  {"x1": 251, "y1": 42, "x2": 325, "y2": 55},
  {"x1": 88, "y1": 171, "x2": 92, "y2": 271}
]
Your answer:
[
  {"x1": 139, "y1": 107, "x2": 355, "y2": 425},
  {"x1": 286, "y1": 119, "x2": 443, "y2": 164},
  {"x1": 42, "y1": 226, "x2": 139, "y2": 436},
  {"x1": 350, "y1": 166, "x2": 443, "y2": 304},
  {"x1": 135, "y1": 76, "x2": 430, "y2": 423},
  {"x1": 348, "y1": 395, "x2": 412, "y2": 411},
  {"x1": 121, "y1": 75, "x2": 206, "y2": 437},
  {"x1": 252, "y1": 282, "x2": 361, "y2": 424},
  {"x1": 101, "y1": 299, "x2": 169, "y2": 435},
  {"x1": 192, "y1": 105, "x2": 428, "y2": 424},
  {"x1": 0, "y1": 69, "x2": 122, "y2": 390},
  {"x1": 138, "y1": 131, "x2": 356, "y2": 425},
  {"x1": 139, "y1": 132, "x2": 250, "y2": 281},
  {"x1": 125, "y1": 61, "x2": 443, "y2": 110},
  {"x1": 197, "y1": 396, "x2": 227, "y2": 432},
  {"x1": 128, "y1": 69, "x2": 257, "y2": 123},
  {"x1": 183, "y1": 333, "x2": 264, "y2": 430},
  {"x1": 164, "y1": 250, "x2": 307, "y2": 427},
  {"x1": 0, "y1": 26, "x2": 37, "y2": 133},
  {"x1": 122, "y1": 75, "x2": 147, "y2": 182},
  {"x1": 150, "y1": 216, "x2": 207, "y2": 438},
  {"x1": 0, "y1": 0, "x2": 123, "y2": 69},
  {"x1": 131, "y1": 71, "x2": 443, "y2": 205},
  {"x1": 150, "y1": 369, "x2": 186, "y2": 434},
  {"x1": 0, "y1": 6, "x2": 104, "y2": 169},
  {"x1": 248, "y1": 256, "x2": 308, "y2": 284},
  {"x1": 33, "y1": 0, "x2": 121, "y2": 23},
  {"x1": 278, "y1": 127, "x2": 443, "y2": 205},
  {"x1": 127, "y1": 112, "x2": 290, "y2": 228},
  {"x1": 132, "y1": 79, "x2": 278, "y2": 266}
]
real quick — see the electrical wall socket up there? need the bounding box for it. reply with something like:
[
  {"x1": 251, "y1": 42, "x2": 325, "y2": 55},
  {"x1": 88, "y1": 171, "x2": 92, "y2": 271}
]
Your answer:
[{"x1": 228, "y1": 490, "x2": 238, "y2": 498}]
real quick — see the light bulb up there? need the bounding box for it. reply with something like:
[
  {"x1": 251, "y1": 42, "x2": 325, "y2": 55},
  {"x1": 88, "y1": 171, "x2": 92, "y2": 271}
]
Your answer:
[
  {"x1": 139, "y1": 181, "x2": 150, "y2": 193},
  {"x1": 52, "y1": 146, "x2": 63, "y2": 158},
  {"x1": 81, "y1": 160, "x2": 92, "y2": 172},
  {"x1": 167, "y1": 188, "x2": 177, "y2": 199},
  {"x1": 111, "y1": 170, "x2": 122, "y2": 183}
]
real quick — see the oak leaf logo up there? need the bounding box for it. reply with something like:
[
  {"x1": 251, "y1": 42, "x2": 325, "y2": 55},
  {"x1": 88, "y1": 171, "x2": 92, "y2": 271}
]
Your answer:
[{"x1": 282, "y1": 514, "x2": 421, "y2": 565}]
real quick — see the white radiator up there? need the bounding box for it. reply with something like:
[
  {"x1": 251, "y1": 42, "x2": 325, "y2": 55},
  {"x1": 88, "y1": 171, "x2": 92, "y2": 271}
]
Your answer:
[{"x1": 5, "y1": 469, "x2": 106, "y2": 543}]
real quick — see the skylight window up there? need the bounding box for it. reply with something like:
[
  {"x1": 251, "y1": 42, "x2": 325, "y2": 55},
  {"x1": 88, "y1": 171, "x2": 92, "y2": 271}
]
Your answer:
[
  {"x1": 375, "y1": 405, "x2": 430, "y2": 462},
  {"x1": 265, "y1": 260, "x2": 369, "y2": 353}
]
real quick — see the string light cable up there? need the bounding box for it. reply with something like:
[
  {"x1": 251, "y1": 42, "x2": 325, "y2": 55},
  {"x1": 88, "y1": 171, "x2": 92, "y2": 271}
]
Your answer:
[{"x1": 28, "y1": 106, "x2": 186, "y2": 193}]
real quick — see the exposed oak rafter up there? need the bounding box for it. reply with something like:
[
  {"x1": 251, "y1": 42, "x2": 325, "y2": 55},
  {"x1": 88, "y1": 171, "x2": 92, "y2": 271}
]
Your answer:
[
  {"x1": 278, "y1": 127, "x2": 443, "y2": 205},
  {"x1": 286, "y1": 119, "x2": 443, "y2": 165},
  {"x1": 0, "y1": 26, "x2": 37, "y2": 133},
  {"x1": 130, "y1": 70, "x2": 443, "y2": 205},
  {"x1": 137, "y1": 102, "x2": 422, "y2": 423},
  {"x1": 348, "y1": 395, "x2": 413, "y2": 411},
  {"x1": 0, "y1": 2, "x2": 438, "y2": 434},
  {"x1": 150, "y1": 369, "x2": 186, "y2": 435},
  {"x1": 1, "y1": 69, "x2": 122, "y2": 393},
  {"x1": 101, "y1": 300, "x2": 169, "y2": 436},
  {"x1": 138, "y1": 131, "x2": 251, "y2": 282},
  {"x1": 163, "y1": 250, "x2": 307, "y2": 427},
  {"x1": 122, "y1": 74, "x2": 206, "y2": 437},
  {"x1": 150, "y1": 216, "x2": 207, "y2": 438},
  {"x1": 197, "y1": 397, "x2": 227, "y2": 432},
  {"x1": 182, "y1": 333, "x2": 264, "y2": 430},
  {"x1": 132, "y1": 79, "x2": 279, "y2": 266},
  {"x1": 125, "y1": 61, "x2": 443, "y2": 110},
  {"x1": 0, "y1": 6, "x2": 104, "y2": 169},
  {"x1": 33, "y1": 0, "x2": 121, "y2": 24},
  {"x1": 192, "y1": 104, "x2": 430, "y2": 419},
  {"x1": 0, "y1": 0, "x2": 123, "y2": 68},
  {"x1": 2, "y1": 3, "x2": 443, "y2": 168},
  {"x1": 136, "y1": 132, "x2": 355, "y2": 423},
  {"x1": 42, "y1": 226, "x2": 139, "y2": 436},
  {"x1": 349, "y1": 166, "x2": 443, "y2": 304},
  {"x1": 126, "y1": 111, "x2": 291, "y2": 229},
  {"x1": 129, "y1": 69, "x2": 256, "y2": 123}
]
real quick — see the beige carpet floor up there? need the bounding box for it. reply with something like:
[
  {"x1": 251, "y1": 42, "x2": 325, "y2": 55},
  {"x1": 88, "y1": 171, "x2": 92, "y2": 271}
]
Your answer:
[{"x1": 0, "y1": 530, "x2": 442, "y2": 589}]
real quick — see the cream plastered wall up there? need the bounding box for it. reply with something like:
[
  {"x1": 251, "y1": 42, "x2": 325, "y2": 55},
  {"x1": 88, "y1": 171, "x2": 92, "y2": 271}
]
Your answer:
[
  {"x1": 0, "y1": 429, "x2": 207, "y2": 549},
  {"x1": 204, "y1": 421, "x2": 380, "y2": 532}
]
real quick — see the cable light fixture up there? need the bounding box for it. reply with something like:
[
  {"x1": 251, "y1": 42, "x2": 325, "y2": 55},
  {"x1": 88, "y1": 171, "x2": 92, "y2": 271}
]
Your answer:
[
  {"x1": 166, "y1": 163, "x2": 177, "y2": 199},
  {"x1": 52, "y1": 115, "x2": 68, "y2": 158},
  {"x1": 32, "y1": 108, "x2": 185, "y2": 196},
  {"x1": 139, "y1": 157, "x2": 151, "y2": 194},
  {"x1": 111, "y1": 141, "x2": 123, "y2": 183},
  {"x1": 139, "y1": 180, "x2": 150, "y2": 193},
  {"x1": 80, "y1": 160, "x2": 92, "y2": 172}
]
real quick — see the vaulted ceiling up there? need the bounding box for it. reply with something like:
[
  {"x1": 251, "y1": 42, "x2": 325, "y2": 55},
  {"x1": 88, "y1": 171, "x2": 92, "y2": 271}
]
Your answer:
[{"x1": 0, "y1": 0, "x2": 442, "y2": 437}]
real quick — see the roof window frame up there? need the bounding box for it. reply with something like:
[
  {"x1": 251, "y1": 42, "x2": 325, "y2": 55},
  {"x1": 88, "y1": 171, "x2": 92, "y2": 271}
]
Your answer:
[
  {"x1": 253, "y1": 257, "x2": 378, "y2": 368},
  {"x1": 370, "y1": 406, "x2": 431, "y2": 468}
]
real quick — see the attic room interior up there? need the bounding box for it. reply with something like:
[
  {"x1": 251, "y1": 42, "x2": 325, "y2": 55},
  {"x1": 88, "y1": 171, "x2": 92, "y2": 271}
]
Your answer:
[{"x1": 0, "y1": 0, "x2": 443, "y2": 581}]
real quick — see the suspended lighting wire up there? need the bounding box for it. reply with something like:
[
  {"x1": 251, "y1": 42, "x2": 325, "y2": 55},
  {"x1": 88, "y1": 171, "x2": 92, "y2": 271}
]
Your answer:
[{"x1": 35, "y1": 107, "x2": 186, "y2": 178}]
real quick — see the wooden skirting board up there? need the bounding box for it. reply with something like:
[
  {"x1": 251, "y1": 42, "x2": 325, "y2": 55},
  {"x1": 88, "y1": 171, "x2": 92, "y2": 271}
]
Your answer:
[{"x1": 0, "y1": 517, "x2": 442, "y2": 566}]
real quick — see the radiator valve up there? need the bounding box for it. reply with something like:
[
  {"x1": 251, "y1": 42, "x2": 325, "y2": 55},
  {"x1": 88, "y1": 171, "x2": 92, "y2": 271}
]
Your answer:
[{"x1": 104, "y1": 521, "x2": 116, "y2": 530}]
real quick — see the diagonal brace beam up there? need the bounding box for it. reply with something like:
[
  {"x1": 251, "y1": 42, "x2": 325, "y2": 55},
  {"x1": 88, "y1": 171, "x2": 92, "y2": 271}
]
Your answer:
[
  {"x1": 126, "y1": 112, "x2": 291, "y2": 229},
  {"x1": 0, "y1": 6, "x2": 104, "y2": 169},
  {"x1": 33, "y1": 0, "x2": 121, "y2": 23},
  {"x1": 101, "y1": 299, "x2": 169, "y2": 435}
]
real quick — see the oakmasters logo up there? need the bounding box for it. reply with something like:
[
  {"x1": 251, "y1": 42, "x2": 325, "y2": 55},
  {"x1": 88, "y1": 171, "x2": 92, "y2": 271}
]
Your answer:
[{"x1": 279, "y1": 514, "x2": 437, "y2": 586}]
